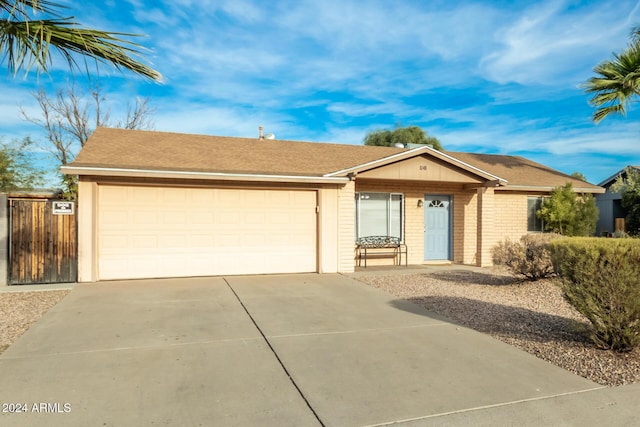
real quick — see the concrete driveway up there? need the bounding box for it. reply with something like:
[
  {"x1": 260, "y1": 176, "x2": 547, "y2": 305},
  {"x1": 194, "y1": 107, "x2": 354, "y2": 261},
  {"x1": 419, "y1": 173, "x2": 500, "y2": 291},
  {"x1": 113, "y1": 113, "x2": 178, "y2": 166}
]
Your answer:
[{"x1": 0, "y1": 274, "x2": 635, "y2": 426}]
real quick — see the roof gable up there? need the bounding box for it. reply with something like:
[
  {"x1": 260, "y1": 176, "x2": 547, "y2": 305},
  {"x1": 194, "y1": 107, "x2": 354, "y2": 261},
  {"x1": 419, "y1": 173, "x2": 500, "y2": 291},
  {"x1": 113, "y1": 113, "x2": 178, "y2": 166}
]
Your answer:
[{"x1": 358, "y1": 155, "x2": 485, "y2": 184}]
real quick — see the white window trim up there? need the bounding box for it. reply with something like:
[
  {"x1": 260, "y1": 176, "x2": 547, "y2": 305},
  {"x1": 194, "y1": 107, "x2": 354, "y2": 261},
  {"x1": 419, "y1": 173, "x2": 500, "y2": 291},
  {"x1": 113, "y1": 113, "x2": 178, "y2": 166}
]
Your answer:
[{"x1": 355, "y1": 192, "x2": 405, "y2": 242}]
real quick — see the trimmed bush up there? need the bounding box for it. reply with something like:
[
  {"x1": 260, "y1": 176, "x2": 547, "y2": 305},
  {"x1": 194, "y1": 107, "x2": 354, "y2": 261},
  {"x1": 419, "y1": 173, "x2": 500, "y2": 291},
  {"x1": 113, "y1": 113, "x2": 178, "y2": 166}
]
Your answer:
[
  {"x1": 492, "y1": 234, "x2": 561, "y2": 281},
  {"x1": 549, "y1": 238, "x2": 640, "y2": 352}
]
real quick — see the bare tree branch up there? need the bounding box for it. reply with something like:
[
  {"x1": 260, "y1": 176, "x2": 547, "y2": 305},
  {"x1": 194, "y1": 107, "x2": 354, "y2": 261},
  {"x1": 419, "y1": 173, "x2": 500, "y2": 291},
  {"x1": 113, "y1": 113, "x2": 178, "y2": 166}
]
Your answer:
[{"x1": 21, "y1": 81, "x2": 154, "y2": 198}]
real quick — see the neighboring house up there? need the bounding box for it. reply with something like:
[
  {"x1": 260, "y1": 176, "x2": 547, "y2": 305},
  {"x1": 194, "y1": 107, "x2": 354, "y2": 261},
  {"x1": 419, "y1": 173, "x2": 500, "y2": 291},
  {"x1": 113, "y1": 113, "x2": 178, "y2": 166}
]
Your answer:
[
  {"x1": 595, "y1": 166, "x2": 640, "y2": 236},
  {"x1": 62, "y1": 127, "x2": 604, "y2": 282}
]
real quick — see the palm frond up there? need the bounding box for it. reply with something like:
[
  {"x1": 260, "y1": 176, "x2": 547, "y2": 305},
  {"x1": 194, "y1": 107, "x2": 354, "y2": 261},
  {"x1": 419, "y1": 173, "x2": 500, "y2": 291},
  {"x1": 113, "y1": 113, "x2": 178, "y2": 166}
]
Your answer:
[
  {"x1": 582, "y1": 44, "x2": 640, "y2": 123},
  {"x1": 0, "y1": 17, "x2": 162, "y2": 81},
  {"x1": 1, "y1": 1, "x2": 61, "y2": 19},
  {"x1": 593, "y1": 104, "x2": 626, "y2": 123}
]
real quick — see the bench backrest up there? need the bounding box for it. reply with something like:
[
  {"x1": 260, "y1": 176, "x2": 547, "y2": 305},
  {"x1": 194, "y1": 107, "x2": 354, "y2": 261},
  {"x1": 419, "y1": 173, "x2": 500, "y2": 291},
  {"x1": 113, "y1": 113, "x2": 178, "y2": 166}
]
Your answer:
[{"x1": 356, "y1": 236, "x2": 401, "y2": 247}]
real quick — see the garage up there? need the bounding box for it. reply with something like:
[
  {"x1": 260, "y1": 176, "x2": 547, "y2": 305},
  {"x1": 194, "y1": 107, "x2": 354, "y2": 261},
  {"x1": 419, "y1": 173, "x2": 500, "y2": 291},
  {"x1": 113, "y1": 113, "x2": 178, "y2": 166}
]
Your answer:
[{"x1": 97, "y1": 185, "x2": 318, "y2": 280}]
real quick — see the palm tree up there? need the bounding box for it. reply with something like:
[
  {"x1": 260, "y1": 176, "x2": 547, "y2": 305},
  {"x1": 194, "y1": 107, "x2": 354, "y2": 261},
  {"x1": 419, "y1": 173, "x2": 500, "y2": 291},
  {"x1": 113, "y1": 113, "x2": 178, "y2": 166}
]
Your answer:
[
  {"x1": 0, "y1": 0, "x2": 161, "y2": 81},
  {"x1": 584, "y1": 46, "x2": 640, "y2": 123},
  {"x1": 583, "y1": 28, "x2": 640, "y2": 123}
]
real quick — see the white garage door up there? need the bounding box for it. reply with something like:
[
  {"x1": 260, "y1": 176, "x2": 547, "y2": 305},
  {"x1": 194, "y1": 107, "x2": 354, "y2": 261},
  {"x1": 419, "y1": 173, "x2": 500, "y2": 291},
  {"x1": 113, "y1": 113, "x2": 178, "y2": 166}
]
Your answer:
[{"x1": 98, "y1": 186, "x2": 317, "y2": 280}]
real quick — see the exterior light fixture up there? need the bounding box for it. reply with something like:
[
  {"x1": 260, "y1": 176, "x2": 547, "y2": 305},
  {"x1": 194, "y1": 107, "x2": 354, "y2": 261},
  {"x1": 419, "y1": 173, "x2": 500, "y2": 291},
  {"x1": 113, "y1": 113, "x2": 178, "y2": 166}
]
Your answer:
[{"x1": 417, "y1": 199, "x2": 424, "y2": 208}]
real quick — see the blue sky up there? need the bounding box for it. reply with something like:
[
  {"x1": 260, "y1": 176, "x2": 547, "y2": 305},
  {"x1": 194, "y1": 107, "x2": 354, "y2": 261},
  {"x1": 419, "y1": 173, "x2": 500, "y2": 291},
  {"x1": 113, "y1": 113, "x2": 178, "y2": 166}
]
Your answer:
[{"x1": 3, "y1": 0, "x2": 640, "y2": 185}]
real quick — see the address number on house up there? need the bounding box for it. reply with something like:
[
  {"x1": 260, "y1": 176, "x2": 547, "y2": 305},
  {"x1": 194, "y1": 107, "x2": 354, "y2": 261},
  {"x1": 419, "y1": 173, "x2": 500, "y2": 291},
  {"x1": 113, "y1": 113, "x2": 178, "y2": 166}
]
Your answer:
[{"x1": 52, "y1": 201, "x2": 75, "y2": 215}]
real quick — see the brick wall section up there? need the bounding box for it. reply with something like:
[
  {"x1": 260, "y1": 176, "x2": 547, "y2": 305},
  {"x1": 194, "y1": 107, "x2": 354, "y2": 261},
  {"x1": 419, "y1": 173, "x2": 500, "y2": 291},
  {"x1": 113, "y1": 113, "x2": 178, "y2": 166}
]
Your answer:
[
  {"x1": 355, "y1": 180, "x2": 479, "y2": 266},
  {"x1": 493, "y1": 192, "x2": 529, "y2": 242},
  {"x1": 459, "y1": 191, "x2": 478, "y2": 264},
  {"x1": 476, "y1": 187, "x2": 496, "y2": 267},
  {"x1": 483, "y1": 191, "x2": 548, "y2": 264}
]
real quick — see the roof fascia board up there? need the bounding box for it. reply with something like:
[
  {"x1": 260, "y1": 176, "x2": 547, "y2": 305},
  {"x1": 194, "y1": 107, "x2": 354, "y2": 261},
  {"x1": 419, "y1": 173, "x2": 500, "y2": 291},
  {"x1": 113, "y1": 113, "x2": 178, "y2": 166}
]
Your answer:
[
  {"x1": 60, "y1": 166, "x2": 350, "y2": 184},
  {"x1": 597, "y1": 165, "x2": 640, "y2": 187},
  {"x1": 324, "y1": 147, "x2": 427, "y2": 177},
  {"x1": 463, "y1": 180, "x2": 502, "y2": 190},
  {"x1": 598, "y1": 169, "x2": 626, "y2": 187},
  {"x1": 434, "y1": 150, "x2": 507, "y2": 184},
  {"x1": 325, "y1": 146, "x2": 508, "y2": 184},
  {"x1": 497, "y1": 185, "x2": 605, "y2": 194}
]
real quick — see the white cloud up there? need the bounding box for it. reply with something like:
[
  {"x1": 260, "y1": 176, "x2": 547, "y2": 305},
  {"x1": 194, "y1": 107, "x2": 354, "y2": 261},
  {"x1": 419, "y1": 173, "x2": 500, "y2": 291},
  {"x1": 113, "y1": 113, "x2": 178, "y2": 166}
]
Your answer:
[
  {"x1": 480, "y1": 0, "x2": 640, "y2": 85},
  {"x1": 152, "y1": 101, "x2": 300, "y2": 138},
  {"x1": 4, "y1": 0, "x2": 640, "y2": 187}
]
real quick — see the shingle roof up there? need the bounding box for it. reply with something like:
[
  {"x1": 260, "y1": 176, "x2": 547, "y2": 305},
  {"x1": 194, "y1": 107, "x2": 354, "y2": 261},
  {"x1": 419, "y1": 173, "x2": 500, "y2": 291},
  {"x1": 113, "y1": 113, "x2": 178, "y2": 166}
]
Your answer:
[
  {"x1": 70, "y1": 127, "x2": 406, "y2": 177},
  {"x1": 67, "y1": 127, "x2": 603, "y2": 192},
  {"x1": 447, "y1": 152, "x2": 602, "y2": 191}
]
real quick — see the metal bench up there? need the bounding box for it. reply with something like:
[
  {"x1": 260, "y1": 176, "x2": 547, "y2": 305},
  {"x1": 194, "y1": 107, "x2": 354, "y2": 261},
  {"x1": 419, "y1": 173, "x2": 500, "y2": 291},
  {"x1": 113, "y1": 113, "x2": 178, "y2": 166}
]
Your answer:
[{"x1": 355, "y1": 236, "x2": 408, "y2": 268}]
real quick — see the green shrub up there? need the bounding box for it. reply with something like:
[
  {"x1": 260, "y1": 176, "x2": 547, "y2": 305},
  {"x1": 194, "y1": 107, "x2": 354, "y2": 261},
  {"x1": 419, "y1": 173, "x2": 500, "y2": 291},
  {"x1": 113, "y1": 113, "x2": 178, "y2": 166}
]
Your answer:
[
  {"x1": 536, "y1": 183, "x2": 598, "y2": 236},
  {"x1": 492, "y1": 234, "x2": 561, "y2": 280},
  {"x1": 549, "y1": 238, "x2": 640, "y2": 352}
]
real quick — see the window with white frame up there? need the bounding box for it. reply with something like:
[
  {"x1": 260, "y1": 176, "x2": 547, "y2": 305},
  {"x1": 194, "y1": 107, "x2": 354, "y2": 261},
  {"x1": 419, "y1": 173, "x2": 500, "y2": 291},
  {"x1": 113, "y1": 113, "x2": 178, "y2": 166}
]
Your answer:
[
  {"x1": 527, "y1": 197, "x2": 545, "y2": 232},
  {"x1": 355, "y1": 193, "x2": 404, "y2": 240}
]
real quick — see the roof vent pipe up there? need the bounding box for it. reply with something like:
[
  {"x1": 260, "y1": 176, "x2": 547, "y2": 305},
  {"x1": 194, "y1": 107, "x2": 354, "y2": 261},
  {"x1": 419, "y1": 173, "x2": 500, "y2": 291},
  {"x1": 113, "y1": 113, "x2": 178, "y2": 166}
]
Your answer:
[{"x1": 259, "y1": 126, "x2": 264, "y2": 140}]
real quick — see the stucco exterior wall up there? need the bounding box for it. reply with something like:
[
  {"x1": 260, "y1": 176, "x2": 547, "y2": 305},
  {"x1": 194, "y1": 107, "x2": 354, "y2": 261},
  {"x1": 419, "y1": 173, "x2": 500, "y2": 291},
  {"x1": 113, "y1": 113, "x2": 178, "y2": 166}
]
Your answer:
[
  {"x1": 318, "y1": 186, "x2": 338, "y2": 273},
  {"x1": 337, "y1": 180, "x2": 356, "y2": 273},
  {"x1": 77, "y1": 179, "x2": 98, "y2": 282}
]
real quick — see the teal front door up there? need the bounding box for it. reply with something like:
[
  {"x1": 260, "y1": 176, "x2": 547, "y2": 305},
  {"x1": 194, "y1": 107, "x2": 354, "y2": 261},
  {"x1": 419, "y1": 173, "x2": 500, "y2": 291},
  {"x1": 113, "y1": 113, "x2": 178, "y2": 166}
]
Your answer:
[{"x1": 424, "y1": 195, "x2": 451, "y2": 260}]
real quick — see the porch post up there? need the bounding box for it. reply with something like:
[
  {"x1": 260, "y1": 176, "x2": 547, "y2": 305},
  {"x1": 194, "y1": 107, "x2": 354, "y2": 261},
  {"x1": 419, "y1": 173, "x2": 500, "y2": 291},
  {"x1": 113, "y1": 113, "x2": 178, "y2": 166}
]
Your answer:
[{"x1": 476, "y1": 187, "x2": 495, "y2": 267}]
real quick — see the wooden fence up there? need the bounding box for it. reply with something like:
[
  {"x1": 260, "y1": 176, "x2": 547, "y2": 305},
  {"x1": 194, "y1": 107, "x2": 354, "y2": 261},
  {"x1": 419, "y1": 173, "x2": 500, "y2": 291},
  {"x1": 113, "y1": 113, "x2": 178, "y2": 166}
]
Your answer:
[{"x1": 8, "y1": 199, "x2": 77, "y2": 285}]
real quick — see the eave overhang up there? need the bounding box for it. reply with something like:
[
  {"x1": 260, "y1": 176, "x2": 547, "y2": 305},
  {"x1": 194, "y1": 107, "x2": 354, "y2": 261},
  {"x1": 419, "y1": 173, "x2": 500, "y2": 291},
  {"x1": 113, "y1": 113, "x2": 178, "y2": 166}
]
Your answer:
[
  {"x1": 60, "y1": 166, "x2": 350, "y2": 184},
  {"x1": 496, "y1": 184, "x2": 605, "y2": 194}
]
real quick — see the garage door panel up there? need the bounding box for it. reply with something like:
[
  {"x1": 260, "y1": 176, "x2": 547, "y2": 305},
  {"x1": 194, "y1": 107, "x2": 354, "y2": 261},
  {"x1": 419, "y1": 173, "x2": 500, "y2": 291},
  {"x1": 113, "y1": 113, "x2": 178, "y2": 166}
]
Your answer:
[
  {"x1": 218, "y1": 190, "x2": 241, "y2": 203},
  {"x1": 190, "y1": 212, "x2": 214, "y2": 224},
  {"x1": 98, "y1": 186, "x2": 317, "y2": 280},
  {"x1": 101, "y1": 209, "x2": 128, "y2": 226},
  {"x1": 160, "y1": 211, "x2": 187, "y2": 225},
  {"x1": 190, "y1": 190, "x2": 214, "y2": 203}
]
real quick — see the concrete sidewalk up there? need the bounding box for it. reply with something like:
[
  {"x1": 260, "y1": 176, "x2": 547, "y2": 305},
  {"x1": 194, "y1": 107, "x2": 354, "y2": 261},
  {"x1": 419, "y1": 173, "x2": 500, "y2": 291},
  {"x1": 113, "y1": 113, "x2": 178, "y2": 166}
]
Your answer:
[{"x1": 0, "y1": 274, "x2": 637, "y2": 426}]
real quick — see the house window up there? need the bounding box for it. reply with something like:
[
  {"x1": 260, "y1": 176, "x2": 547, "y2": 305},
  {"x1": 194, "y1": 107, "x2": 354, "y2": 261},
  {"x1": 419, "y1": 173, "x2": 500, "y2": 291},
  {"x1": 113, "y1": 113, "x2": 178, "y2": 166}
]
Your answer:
[
  {"x1": 527, "y1": 197, "x2": 545, "y2": 232},
  {"x1": 355, "y1": 193, "x2": 404, "y2": 240}
]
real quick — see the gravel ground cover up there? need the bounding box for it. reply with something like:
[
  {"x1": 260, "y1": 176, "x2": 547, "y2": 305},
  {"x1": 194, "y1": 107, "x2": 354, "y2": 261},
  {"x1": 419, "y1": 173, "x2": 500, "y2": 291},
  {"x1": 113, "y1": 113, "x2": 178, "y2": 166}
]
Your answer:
[
  {"x1": 358, "y1": 270, "x2": 640, "y2": 387},
  {"x1": 0, "y1": 290, "x2": 70, "y2": 354}
]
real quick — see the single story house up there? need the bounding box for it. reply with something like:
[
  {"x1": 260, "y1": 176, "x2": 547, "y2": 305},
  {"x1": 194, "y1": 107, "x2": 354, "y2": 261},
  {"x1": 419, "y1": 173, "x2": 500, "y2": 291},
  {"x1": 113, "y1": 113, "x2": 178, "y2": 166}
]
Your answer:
[
  {"x1": 595, "y1": 166, "x2": 640, "y2": 236},
  {"x1": 62, "y1": 127, "x2": 604, "y2": 282}
]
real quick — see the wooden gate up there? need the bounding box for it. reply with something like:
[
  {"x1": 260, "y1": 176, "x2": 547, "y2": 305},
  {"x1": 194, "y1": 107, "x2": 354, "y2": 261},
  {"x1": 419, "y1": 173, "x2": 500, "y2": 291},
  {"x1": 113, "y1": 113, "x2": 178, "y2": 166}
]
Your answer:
[{"x1": 8, "y1": 199, "x2": 77, "y2": 285}]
